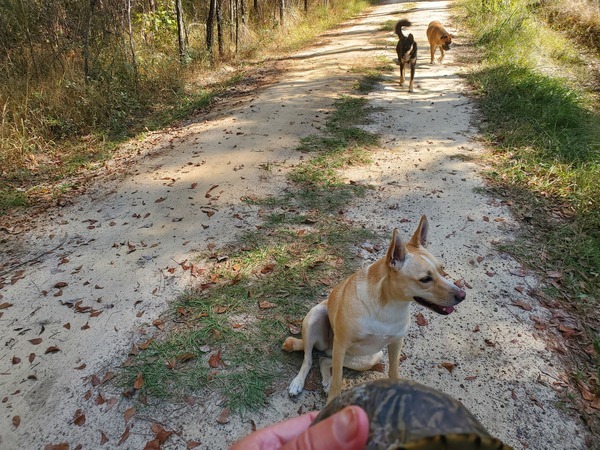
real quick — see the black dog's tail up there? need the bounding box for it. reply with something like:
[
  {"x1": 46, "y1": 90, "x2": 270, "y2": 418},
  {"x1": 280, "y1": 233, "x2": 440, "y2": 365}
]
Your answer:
[{"x1": 395, "y1": 19, "x2": 412, "y2": 38}]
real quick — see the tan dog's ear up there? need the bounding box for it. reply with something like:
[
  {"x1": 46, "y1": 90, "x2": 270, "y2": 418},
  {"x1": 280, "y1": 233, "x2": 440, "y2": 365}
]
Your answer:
[
  {"x1": 409, "y1": 215, "x2": 429, "y2": 247},
  {"x1": 386, "y1": 228, "x2": 406, "y2": 270}
]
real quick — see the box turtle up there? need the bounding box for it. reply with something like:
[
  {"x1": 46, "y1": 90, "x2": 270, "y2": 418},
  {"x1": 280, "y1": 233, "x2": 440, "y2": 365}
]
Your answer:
[{"x1": 312, "y1": 379, "x2": 513, "y2": 450}]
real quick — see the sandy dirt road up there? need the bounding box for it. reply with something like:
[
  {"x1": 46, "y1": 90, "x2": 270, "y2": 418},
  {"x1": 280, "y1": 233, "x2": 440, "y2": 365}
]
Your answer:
[{"x1": 0, "y1": 0, "x2": 590, "y2": 448}]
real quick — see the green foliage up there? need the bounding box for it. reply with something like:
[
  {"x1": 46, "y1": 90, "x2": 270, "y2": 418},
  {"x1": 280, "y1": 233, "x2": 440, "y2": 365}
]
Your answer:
[{"x1": 458, "y1": 0, "x2": 600, "y2": 399}]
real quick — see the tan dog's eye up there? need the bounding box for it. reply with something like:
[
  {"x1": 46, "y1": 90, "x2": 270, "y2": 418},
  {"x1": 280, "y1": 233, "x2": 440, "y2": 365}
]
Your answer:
[{"x1": 419, "y1": 276, "x2": 433, "y2": 283}]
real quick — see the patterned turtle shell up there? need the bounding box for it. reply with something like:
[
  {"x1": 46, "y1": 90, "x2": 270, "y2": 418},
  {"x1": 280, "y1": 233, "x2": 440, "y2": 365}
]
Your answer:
[{"x1": 312, "y1": 379, "x2": 513, "y2": 450}]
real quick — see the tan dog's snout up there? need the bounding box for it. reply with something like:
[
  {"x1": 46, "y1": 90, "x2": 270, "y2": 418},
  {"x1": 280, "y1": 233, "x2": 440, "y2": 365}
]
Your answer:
[{"x1": 453, "y1": 287, "x2": 466, "y2": 304}]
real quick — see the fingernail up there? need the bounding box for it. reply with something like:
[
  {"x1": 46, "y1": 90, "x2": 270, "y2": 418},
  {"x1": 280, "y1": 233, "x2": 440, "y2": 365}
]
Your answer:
[{"x1": 333, "y1": 406, "x2": 359, "y2": 443}]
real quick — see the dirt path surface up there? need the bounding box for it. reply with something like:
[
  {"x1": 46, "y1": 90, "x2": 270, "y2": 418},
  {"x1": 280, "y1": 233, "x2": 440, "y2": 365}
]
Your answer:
[{"x1": 0, "y1": 1, "x2": 590, "y2": 449}]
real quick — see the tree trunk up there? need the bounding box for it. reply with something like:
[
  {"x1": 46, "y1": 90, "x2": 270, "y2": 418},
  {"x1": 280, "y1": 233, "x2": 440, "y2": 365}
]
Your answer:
[
  {"x1": 206, "y1": 0, "x2": 216, "y2": 54},
  {"x1": 279, "y1": 0, "x2": 285, "y2": 27},
  {"x1": 126, "y1": 0, "x2": 138, "y2": 88},
  {"x1": 175, "y1": 0, "x2": 186, "y2": 63},
  {"x1": 216, "y1": 0, "x2": 224, "y2": 57}
]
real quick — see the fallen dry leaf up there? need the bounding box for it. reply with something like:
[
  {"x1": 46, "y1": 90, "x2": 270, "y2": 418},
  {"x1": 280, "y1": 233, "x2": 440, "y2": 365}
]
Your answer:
[
  {"x1": 258, "y1": 300, "x2": 277, "y2": 310},
  {"x1": 216, "y1": 407, "x2": 231, "y2": 424},
  {"x1": 45, "y1": 346, "x2": 61, "y2": 354},
  {"x1": 29, "y1": 338, "x2": 42, "y2": 345},
  {"x1": 12, "y1": 415, "x2": 20, "y2": 428},
  {"x1": 73, "y1": 409, "x2": 86, "y2": 426},
  {"x1": 138, "y1": 338, "x2": 154, "y2": 350},
  {"x1": 11, "y1": 270, "x2": 25, "y2": 285},
  {"x1": 28, "y1": 353, "x2": 35, "y2": 363},
  {"x1": 441, "y1": 362, "x2": 455, "y2": 373},
  {"x1": 260, "y1": 263, "x2": 275, "y2": 275},
  {"x1": 416, "y1": 312, "x2": 428, "y2": 327},
  {"x1": 44, "y1": 444, "x2": 69, "y2": 450},
  {"x1": 124, "y1": 406, "x2": 136, "y2": 424},
  {"x1": 208, "y1": 349, "x2": 225, "y2": 368},
  {"x1": 143, "y1": 439, "x2": 161, "y2": 450},
  {"x1": 187, "y1": 442, "x2": 201, "y2": 449},
  {"x1": 12, "y1": 356, "x2": 21, "y2": 364},
  {"x1": 134, "y1": 372, "x2": 144, "y2": 390},
  {"x1": 118, "y1": 426, "x2": 131, "y2": 445},
  {"x1": 151, "y1": 423, "x2": 174, "y2": 443},
  {"x1": 0, "y1": 302, "x2": 13, "y2": 309},
  {"x1": 511, "y1": 300, "x2": 533, "y2": 311},
  {"x1": 100, "y1": 430, "x2": 109, "y2": 445}
]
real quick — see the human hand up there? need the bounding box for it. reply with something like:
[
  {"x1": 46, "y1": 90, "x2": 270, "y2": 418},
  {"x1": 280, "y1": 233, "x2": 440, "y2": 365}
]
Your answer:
[{"x1": 230, "y1": 405, "x2": 369, "y2": 450}]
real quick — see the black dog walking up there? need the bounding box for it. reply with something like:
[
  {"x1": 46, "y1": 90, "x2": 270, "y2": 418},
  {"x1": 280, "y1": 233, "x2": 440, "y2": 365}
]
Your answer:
[{"x1": 395, "y1": 19, "x2": 417, "y2": 92}]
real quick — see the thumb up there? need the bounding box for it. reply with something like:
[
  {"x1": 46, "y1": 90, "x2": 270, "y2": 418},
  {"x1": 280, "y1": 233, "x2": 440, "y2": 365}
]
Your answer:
[{"x1": 282, "y1": 406, "x2": 369, "y2": 450}]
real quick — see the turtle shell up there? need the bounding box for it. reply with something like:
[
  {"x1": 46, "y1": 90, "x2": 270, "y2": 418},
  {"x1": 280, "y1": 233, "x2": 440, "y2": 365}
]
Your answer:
[{"x1": 312, "y1": 379, "x2": 513, "y2": 450}]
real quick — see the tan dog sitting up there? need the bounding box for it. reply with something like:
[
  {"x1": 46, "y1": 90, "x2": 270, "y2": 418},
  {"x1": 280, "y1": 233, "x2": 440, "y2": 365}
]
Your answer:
[
  {"x1": 283, "y1": 216, "x2": 466, "y2": 403},
  {"x1": 426, "y1": 21, "x2": 453, "y2": 64}
]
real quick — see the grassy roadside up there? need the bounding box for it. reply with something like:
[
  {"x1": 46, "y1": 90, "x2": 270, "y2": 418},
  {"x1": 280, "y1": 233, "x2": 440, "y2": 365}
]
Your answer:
[
  {"x1": 0, "y1": 0, "x2": 372, "y2": 216},
  {"x1": 120, "y1": 65, "x2": 391, "y2": 411},
  {"x1": 456, "y1": 0, "x2": 599, "y2": 432}
]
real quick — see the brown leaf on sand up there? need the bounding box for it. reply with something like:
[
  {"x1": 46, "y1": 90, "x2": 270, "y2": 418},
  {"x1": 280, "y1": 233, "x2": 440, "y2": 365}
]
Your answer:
[
  {"x1": 205, "y1": 184, "x2": 219, "y2": 198},
  {"x1": 143, "y1": 439, "x2": 161, "y2": 450},
  {"x1": 511, "y1": 300, "x2": 533, "y2": 311},
  {"x1": 29, "y1": 338, "x2": 43, "y2": 345},
  {"x1": 151, "y1": 423, "x2": 174, "y2": 443},
  {"x1": 134, "y1": 372, "x2": 144, "y2": 390},
  {"x1": 28, "y1": 353, "x2": 36, "y2": 363},
  {"x1": 12, "y1": 415, "x2": 20, "y2": 428},
  {"x1": 11, "y1": 270, "x2": 25, "y2": 284},
  {"x1": 12, "y1": 356, "x2": 21, "y2": 364},
  {"x1": 216, "y1": 407, "x2": 230, "y2": 424},
  {"x1": 100, "y1": 431, "x2": 109, "y2": 445},
  {"x1": 416, "y1": 312, "x2": 428, "y2": 327},
  {"x1": 0, "y1": 302, "x2": 13, "y2": 309},
  {"x1": 118, "y1": 426, "x2": 131, "y2": 446},
  {"x1": 45, "y1": 346, "x2": 61, "y2": 354},
  {"x1": 187, "y1": 442, "x2": 201, "y2": 449},
  {"x1": 124, "y1": 407, "x2": 136, "y2": 424},
  {"x1": 441, "y1": 362, "x2": 455, "y2": 373},
  {"x1": 73, "y1": 409, "x2": 86, "y2": 426},
  {"x1": 44, "y1": 445, "x2": 69, "y2": 450}
]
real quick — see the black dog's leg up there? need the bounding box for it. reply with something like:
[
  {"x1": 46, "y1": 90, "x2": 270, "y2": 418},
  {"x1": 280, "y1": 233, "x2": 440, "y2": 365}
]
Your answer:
[
  {"x1": 399, "y1": 61, "x2": 405, "y2": 85},
  {"x1": 409, "y1": 60, "x2": 415, "y2": 92}
]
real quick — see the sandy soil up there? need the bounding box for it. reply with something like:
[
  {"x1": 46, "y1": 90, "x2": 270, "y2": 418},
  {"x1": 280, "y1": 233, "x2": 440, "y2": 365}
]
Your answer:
[{"x1": 0, "y1": 0, "x2": 590, "y2": 449}]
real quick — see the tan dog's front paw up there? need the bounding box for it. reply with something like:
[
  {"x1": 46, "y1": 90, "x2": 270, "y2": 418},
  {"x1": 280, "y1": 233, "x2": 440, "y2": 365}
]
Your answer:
[{"x1": 289, "y1": 377, "x2": 305, "y2": 396}]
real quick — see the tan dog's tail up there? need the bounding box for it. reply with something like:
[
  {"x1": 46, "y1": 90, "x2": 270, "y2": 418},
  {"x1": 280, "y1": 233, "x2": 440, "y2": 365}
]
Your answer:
[{"x1": 282, "y1": 337, "x2": 303, "y2": 352}]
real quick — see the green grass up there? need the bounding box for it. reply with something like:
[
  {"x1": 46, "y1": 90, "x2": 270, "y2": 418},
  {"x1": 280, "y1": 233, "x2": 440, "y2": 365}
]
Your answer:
[
  {"x1": 121, "y1": 76, "x2": 382, "y2": 411},
  {"x1": 458, "y1": 0, "x2": 600, "y2": 419}
]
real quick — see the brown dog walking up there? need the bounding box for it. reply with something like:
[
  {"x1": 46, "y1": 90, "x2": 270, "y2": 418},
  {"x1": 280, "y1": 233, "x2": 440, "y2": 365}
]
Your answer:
[{"x1": 426, "y1": 21, "x2": 453, "y2": 64}]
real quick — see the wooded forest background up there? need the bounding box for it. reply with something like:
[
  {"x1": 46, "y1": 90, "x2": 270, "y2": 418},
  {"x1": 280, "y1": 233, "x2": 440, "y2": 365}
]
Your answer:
[{"x1": 0, "y1": 0, "x2": 360, "y2": 179}]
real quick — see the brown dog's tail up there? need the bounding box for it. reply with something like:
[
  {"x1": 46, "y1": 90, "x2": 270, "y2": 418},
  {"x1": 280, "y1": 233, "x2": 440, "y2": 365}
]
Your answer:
[
  {"x1": 395, "y1": 19, "x2": 412, "y2": 38},
  {"x1": 282, "y1": 336, "x2": 303, "y2": 352}
]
